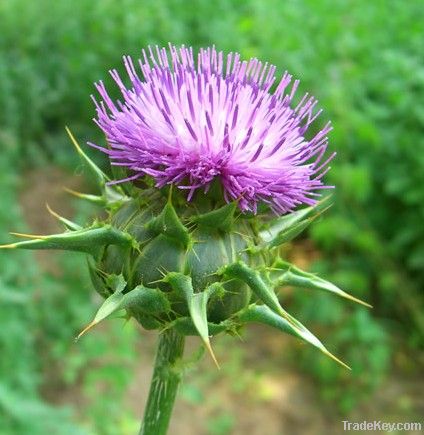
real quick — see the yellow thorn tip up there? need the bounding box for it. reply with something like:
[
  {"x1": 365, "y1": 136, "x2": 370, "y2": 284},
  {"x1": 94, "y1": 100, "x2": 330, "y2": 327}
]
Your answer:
[
  {"x1": 323, "y1": 349, "x2": 351, "y2": 370},
  {"x1": 9, "y1": 232, "x2": 47, "y2": 240},
  {"x1": 65, "y1": 126, "x2": 83, "y2": 154},
  {"x1": 344, "y1": 293, "x2": 373, "y2": 308},
  {"x1": 46, "y1": 203, "x2": 61, "y2": 220},
  {"x1": 204, "y1": 339, "x2": 220, "y2": 369},
  {"x1": 63, "y1": 186, "x2": 84, "y2": 197},
  {"x1": 76, "y1": 321, "x2": 97, "y2": 340},
  {"x1": 0, "y1": 243, "x2": 17, "y2": 249}
]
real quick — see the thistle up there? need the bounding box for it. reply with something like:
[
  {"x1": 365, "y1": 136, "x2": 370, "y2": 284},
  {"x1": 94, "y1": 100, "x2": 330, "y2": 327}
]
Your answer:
[{"x1": 1, "y1": 45, "x2": 370, "y2": 435}]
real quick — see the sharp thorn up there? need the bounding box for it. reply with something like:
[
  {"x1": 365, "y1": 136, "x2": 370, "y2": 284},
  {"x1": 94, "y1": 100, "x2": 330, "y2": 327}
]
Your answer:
[
  {"x1": 323, "y1": 349, "x2": 351, "y2": 370},
  {"x1": 63, "y1": 186, "x2": 89, "y2": 197},
  {"x1": 204, "y1": 340, "x2": 220, "y2": 369},
  {"x1": 46, "y1": 203, "x2": 60, "y2": 218},
  {"x1": 9, "y1": 232, "x2": 47, "y2": 240},
  {"x1": 0, "y1": 243, "x2": 17, "y2": 249},
  {"x1": 168, "y1": 184, "x2": 173, "y2": 203},
  {"x1": 63, "y1": 187, "x2": 104, "y2": 204},
  {"x1": 344, "y1": 294, "x2": 373, "y2": 308},
  {"x1": 76, "y1": 321, "x2": 97, "y2": 340},
  {"x1": 64, "y1": 186, "x2": 83, "y2": 197},
  {"x1": 148, "y1": 278, "x2": 166, "y2": 284},
  {"x1": 65, "y1": 125, "x2": 84, "y2": 154},
  {"x1": 46, "y1": 203, "x2": 82, "y2": 231}
]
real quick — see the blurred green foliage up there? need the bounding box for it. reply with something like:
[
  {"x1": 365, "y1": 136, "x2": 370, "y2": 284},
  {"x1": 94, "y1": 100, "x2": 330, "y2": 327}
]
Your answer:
[
  {"x1": 0, "y1": 0, "x2": 423, "y2": 432},
  {"x1": 0, "y1": 135, "x2": 140, "y2": 433},
  {"x1": 0, "y1": 135, "x2": 83, "y2": 434}
]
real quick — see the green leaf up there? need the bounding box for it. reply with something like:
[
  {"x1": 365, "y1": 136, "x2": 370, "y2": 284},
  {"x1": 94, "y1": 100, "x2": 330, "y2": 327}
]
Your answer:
[
  {"x1": 267, "y1": 218, "x2": 314, "y2": 248},
  {"x1": 165, "y1": 273, "x2": 220, "y2": 366},
  {"x1": 147, "y1": 200, "x2": 190, "y2": 248},
  {"x1": 124, "y1": 285, "x2": 170, "y2": 315},
  {"x1": 192, "y1": 201, "x2": 238, "y2": 231},
  {"x1": 271, "y1": 259, "x2": 372, "y2": 307},
  {"x1": 238, "y1": 304, "x2": 350, "y2": 369},
  {"x1": 77, "y1": 274, "x2": 127, "y2": 338},
  {"x1": 105, "y1": 273, "x2": 127, "y2": 294},
  {"x1": 1, "y1": 224, "x2": 135, "y2": 258},
  {"x1": 220, "y1": 261, "x2": 299, "y2": 330},
  {"x1": 77, "y1": 277, "x2": 169, "y2": 338},
  {"x1": 170, "y1": 317, "x2": 230, "y2": 336},
  {"x1": 258, "y1": 196, "x2": 331, "y2": 248}
]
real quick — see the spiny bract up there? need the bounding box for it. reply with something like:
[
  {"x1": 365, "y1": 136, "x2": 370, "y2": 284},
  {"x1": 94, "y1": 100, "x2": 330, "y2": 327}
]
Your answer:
[
  {"x1": 1, "y1": 46, "x2": 370, "y2": 368},
  {"x1": 1, "y1": 129, "x2": 369, "y2": 368}
]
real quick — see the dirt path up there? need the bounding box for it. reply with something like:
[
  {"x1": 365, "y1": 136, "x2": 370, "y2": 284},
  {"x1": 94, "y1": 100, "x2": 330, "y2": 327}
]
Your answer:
[{"x1": 124, "y1": 328, "x2": 423, "y2": 435}]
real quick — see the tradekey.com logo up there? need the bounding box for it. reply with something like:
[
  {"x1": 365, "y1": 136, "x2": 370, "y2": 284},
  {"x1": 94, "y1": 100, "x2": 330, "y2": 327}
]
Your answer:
[{"x1": 342, "y1": 421, "x2": 422, "y2": 432}]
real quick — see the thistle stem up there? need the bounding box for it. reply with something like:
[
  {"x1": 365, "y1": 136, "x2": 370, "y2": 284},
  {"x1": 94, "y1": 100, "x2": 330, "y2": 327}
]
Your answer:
[{"x1": 139, "y1": 329, "x2": 185, "y2": 435}]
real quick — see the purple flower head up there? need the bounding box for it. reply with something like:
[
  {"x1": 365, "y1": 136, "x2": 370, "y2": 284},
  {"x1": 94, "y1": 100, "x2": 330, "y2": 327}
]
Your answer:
[{"x1": 91, "y1": 44, "x2": 334, "y2": 213}]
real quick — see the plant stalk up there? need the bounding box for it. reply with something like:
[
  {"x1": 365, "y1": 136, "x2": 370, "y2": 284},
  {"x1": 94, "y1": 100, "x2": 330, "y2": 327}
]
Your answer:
[{"x1": 139, "y1": 328, "x2": 185, "y2": 435}]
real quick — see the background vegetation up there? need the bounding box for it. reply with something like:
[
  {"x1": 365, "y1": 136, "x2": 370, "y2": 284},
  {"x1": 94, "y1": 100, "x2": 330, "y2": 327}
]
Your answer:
[{"x1": 0, "y1": 0, "x2": 422, "y2": 433}]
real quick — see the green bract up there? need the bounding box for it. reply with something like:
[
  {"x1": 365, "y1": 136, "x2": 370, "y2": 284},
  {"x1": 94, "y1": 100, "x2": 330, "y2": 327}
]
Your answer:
[{"x1": 1, "y1": 129, "x2": 371, "y2": 368}]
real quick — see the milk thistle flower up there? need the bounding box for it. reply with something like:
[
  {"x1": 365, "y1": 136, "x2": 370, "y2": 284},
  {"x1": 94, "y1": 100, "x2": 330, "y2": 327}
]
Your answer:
[
  {"x1": 91, "y1": 44, "x2": 334, "y2": 214},
  {"x1": 1, "y1": 45, "x2": 370, "y2": 435}
]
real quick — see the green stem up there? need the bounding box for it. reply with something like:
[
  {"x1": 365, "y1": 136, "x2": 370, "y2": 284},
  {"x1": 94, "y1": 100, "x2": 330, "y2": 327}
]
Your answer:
[{"x1": 139, "y1": 329, "x2": 185, "y2": 435}]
